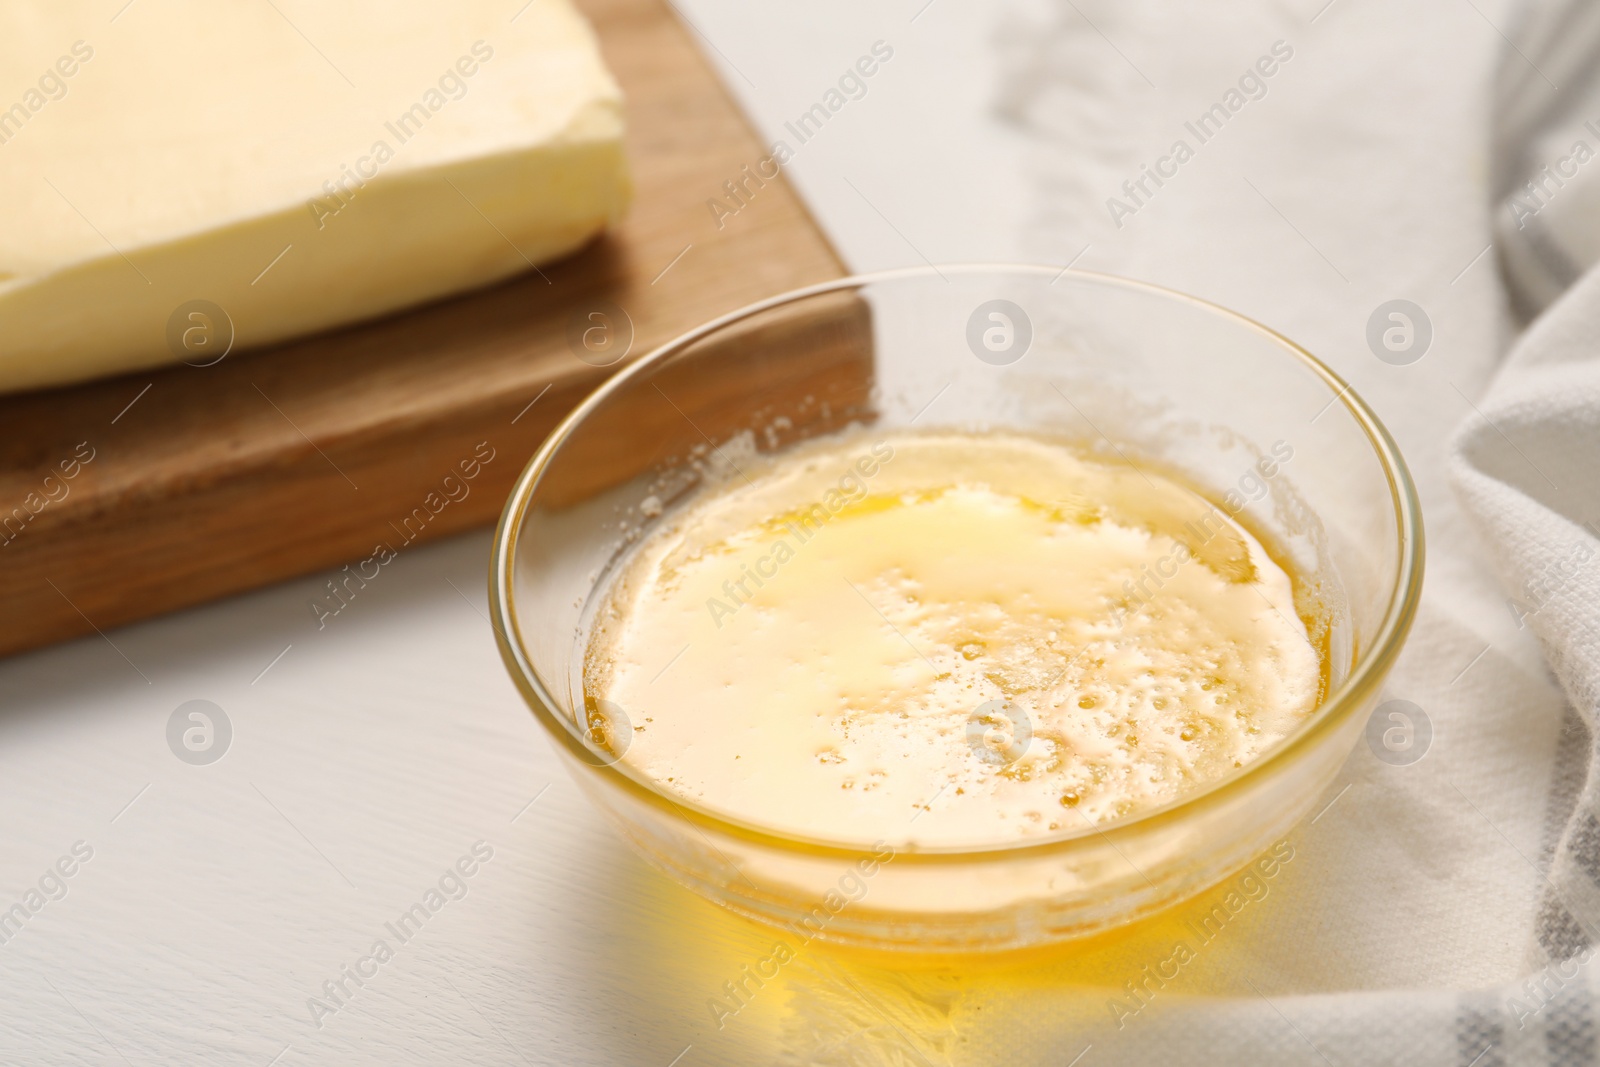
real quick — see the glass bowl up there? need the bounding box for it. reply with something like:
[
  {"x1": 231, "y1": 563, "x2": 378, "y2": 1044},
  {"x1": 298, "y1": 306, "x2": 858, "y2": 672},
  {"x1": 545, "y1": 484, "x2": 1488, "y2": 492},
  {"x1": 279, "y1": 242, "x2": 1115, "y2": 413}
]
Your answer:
[{"x1": 489, "y1": 265, "x2": 1423, "y2": 952}]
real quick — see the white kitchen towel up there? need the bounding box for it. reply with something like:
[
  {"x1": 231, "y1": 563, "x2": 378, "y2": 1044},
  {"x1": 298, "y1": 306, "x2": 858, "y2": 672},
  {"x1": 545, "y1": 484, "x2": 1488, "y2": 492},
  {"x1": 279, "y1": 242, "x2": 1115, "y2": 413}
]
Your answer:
[
  {"x1": 760, "y1": 0, "x2": 1600, "y2": 1063},
  {"x1": 1492, "y1": 0, "x2": 1600, "y2": 321}
]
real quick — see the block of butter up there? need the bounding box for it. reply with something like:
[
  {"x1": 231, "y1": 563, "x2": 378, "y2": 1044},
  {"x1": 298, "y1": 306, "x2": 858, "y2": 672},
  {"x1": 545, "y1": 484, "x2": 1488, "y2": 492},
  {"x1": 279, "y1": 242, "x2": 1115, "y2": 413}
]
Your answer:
[{"x1": 0, "y1": 0, "x2": 629, "y2": 393}]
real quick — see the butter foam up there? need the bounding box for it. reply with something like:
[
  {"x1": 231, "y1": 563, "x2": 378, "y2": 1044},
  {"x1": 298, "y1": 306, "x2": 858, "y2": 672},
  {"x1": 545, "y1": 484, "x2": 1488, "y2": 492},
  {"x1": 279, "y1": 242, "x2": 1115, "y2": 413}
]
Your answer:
[{"x1": 584, "y1": 432, "x2": 1323, "y2": 847}]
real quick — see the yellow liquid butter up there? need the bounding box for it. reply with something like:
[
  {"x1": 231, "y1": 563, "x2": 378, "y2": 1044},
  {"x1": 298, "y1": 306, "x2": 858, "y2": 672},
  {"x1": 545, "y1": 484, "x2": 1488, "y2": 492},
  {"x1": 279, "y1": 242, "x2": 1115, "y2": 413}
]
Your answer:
[{"x1": 584, "y1": 432, "x2": 1323, "y2": 847}]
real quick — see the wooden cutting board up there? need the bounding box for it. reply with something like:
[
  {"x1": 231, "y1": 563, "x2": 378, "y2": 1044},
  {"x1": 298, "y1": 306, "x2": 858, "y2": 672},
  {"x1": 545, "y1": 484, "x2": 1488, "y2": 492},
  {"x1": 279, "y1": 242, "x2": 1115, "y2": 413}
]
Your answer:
[{"x1": 0, "y1": 0, "x2": 846, "y2": 659}]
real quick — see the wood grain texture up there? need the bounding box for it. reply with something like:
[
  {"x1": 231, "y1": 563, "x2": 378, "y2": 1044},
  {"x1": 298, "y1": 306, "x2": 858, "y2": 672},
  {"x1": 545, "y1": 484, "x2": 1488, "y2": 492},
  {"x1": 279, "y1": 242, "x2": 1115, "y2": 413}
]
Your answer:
[{"x1": 0, "y1": 0, "x2": 844, "y2": 658}]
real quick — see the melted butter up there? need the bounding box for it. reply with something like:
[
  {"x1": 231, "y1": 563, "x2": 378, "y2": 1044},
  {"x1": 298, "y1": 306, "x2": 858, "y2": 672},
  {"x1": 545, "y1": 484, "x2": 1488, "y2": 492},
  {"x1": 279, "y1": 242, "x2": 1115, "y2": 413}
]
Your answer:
[{"x1": 584, "y1": 432, "x2": 1323, "y2": 847}]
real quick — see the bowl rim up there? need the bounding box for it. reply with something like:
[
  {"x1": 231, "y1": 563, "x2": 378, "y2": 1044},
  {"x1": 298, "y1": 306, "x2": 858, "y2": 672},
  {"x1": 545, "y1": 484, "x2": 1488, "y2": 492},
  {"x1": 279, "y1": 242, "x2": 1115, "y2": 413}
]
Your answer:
[{"x1": 489, "y1": 263, "x2": 1425, "y2": 864}]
